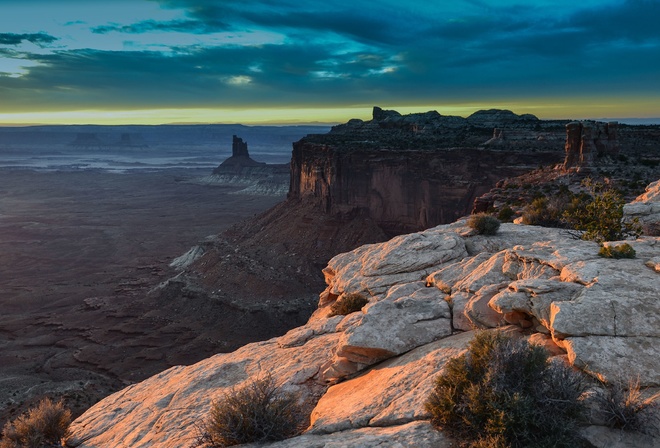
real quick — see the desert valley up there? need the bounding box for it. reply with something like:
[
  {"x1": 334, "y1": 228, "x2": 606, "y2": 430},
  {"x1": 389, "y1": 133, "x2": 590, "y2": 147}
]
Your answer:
[{"x1": 0, "y1": 107, "x2": 659, "y2": 447}]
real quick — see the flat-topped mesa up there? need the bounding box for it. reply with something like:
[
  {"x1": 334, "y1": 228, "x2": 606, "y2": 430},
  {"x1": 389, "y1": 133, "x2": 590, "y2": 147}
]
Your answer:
[
  {"x1": 213, "y1": 135, "x2": 266, "y2": 174},
  {"x1": 562, "y1": 120, "x2": 619, "y2": 171},
  {"x1": 290, "y1": 107, "x2": 567, "y2": 236},
  {"x1": 68, "y1": 132, "x2": 106, "y2": 148},
  {"x1": 333, "y1": 106, "x2": 543, "y2": 136}
]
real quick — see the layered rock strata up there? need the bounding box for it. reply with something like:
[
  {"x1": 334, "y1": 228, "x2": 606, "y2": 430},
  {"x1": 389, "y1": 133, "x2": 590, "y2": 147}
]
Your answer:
[
  {"x1": 290, "y1": 107, "x2": 568, "y2": 235},
  {"x1": 69, "y1": 191, "x2": 660, "y2": 448},
  {"x1": 562, "y1": 120, "x2": 619, "y2": 171}
]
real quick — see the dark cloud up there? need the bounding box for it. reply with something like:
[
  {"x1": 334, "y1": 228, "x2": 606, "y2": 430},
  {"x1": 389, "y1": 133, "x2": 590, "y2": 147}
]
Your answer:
[
  {"x1": 569, "y1": 0, "x2": 660, "y2": 42},
  {"x1": 92, "y1": 19, "x2": 227, "y2": 34},
  {"x1": 152, "y1": 0, "x2": 414, "y2": 45},
  {"x1": 1, "y1": 0, "x2": 658, "y2": 115},
  {"x1": 0, "y1": 44, "x2": 395, "y2": 110},
  {"x1": 0, "y1": 32, "x2": 58, "y2": 46}
]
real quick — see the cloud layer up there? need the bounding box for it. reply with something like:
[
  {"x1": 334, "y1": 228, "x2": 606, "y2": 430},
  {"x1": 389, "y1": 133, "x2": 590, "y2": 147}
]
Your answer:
[{"x1": 0, "y1": 0, "x2": 658, "y2": 120}]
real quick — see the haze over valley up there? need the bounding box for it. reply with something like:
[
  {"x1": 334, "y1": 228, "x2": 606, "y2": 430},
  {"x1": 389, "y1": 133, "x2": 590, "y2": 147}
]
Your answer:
[{"x1": 1, "y1": 1, "x2": 659, "y2": 447}]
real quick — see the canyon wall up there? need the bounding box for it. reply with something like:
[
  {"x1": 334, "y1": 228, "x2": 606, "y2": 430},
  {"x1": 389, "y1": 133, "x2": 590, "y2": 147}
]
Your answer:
[{"x1": 289, "y1": 107, "x2": 567, "y2": 235}]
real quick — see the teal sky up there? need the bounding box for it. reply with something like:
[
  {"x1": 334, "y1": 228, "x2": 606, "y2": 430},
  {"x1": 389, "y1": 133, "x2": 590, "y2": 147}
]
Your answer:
[{"x1": 0, "y1": 0, "x2": 659, "y2": 124}]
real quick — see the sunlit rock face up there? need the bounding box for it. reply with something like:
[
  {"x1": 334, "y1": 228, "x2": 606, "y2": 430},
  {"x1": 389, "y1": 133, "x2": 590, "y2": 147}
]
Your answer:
[
  {"x1": 289, "y1": 107, "x2": 567, "y2": 236},
  {"x1": 624, "y1": 179, "x2": 660, "y2": 236},
  {"x1": 69, "y1": 189, "x2": 659, "y2": 448}
]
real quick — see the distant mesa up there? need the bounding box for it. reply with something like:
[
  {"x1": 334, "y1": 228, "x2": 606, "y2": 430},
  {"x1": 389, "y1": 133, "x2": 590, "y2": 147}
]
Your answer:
[
  {"x1": 116, "y1": 133, "x2": 147, "y2": 148},
  {"x1": 68, "y1": 132, "x2": 148, "y2": 148},
  {"x1": 213, "y1": 135, "x2": 266, "y2": 174},
  {"x1": 68, "y1": 132, "x2": 105, "y2": 149},
  {"x1": 205, "y1": 135, "x2": 289, "y2": 196}
]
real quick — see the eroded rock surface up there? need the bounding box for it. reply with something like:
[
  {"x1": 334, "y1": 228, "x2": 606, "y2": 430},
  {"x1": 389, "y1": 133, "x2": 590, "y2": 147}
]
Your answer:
[
  {"x1": 69, "y1": 194, "x2": 660, "y2": 448},
  {"x1": 624, "y1": 179, "x2": 660, "y2": 235}
]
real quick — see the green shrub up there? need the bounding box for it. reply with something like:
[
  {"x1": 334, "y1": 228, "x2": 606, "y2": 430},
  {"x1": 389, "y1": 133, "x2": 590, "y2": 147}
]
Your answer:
[
  {"x1": 202, "y1": 375, "x2": 305, "y2": 447},
  {"x1": 521, "y1": 192, "x2": 577, "y2": 228},
  {"x1": 563, "y1": 181, "x2": 642, "y2": 242},
  {"x1": 595, "y1": 378, "x2": 659, "y2": 436},
  {"x1": 468, "y1": 214, "x2": 501, "y2": 235},
  {"x1": 497, "y1": 206, "x2": 514, "y2": 223},
  {"x1": 425, "y1": 331, "x2": 587, "y2": 448},
  {"x1": 329, "y1": 293, "x2": 368, "y2": 316},
  {"x1": 0, "y1": 398, "x2": 71, "y2": 448},
  {"x1": 598, "y1": 243, "x2": 636, "y2": 259}
]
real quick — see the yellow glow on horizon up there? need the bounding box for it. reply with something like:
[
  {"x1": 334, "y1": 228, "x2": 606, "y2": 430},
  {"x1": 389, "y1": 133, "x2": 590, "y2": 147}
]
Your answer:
[{"x1": 0, "y1": 97, "x2": 658, "y2": 126}]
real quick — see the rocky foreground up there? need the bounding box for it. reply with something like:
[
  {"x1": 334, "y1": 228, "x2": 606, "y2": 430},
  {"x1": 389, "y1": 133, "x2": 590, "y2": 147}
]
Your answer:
[{"x1": 67, "y1": 183, "x2": 660, "y2": 448}]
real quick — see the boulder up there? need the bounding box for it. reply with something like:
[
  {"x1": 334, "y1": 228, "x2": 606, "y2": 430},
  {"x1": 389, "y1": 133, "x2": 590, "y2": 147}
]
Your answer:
[
  {"x1": 623, "y1": 179, "x2": 660, "y2": 236},
  {"x1": 336, "y1": 283, "x2": 452, "y2": 365},
  {"x1": 323, "y1": 231, "x2": 467, "y2": 296},
  {"x1": 67, "y1": 333, "x2": 340, "y2": 448}
]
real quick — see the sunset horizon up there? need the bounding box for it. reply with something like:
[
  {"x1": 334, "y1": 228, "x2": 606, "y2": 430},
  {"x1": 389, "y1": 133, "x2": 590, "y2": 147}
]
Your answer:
[
  {"x1": 2, "y1": 0, "x2": 659, "y2": 126},
  {"x1": 2, "y1": 101, "x2": 660, "y2": 127}
]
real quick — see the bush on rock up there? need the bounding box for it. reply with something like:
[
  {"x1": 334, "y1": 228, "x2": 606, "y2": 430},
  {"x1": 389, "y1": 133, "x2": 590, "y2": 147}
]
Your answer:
[
  {"x1": 425, "y1": 331, "x2": 587, "y2": 448},
  {"x1": 468, "y1": 214, "x2": 501, "y2": 235},
  {"x1": 329, "y1": 293, "x2": 369, "y2": 317},
  {"x1": 200, "y1": 375, "x2": 305, "y2": 447},
  {"x1": 0, "y1": 398, "x2": 71, "y2": 448},
  {"x1": 598, "y1": 243, "x2": 636, "y2": 259}
]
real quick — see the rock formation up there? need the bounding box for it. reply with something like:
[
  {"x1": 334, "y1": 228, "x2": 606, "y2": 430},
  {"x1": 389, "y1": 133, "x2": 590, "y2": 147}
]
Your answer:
[
  {"x1": 213, "y1": 135, "x2": 266, "y2": 172},
  {"x1": 624, "y1": 179, "x2": 660, "y2": 236},
  {"x1": 68, "y1": 190, "x2": 660, "y2": 448},
  {"x1": 290, "y1": 107, "x2": 568, "y2": 236},
  {"x1": 205, "y1": 135, "x2": 289, "y2": 195},
  {"x1": 562, "y1": 120, "x2": 619, "y2": 171},
  {"x1": 115, "y1": 133, "x2": 147, "y2": 148},
  {"x1": 68, "y1": 133, "x2": 106, "y2": 149}
]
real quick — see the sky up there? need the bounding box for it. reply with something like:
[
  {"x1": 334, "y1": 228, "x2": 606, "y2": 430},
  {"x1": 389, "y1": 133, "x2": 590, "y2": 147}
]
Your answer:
[{"x1": 0, "y1": 0, "x2": 659, "y2": 125}]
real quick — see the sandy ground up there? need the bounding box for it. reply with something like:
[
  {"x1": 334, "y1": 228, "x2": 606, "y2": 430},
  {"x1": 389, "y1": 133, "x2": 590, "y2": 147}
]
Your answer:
[{"x1": 0, "y1": 168, "x2": 283, "y2": 423}]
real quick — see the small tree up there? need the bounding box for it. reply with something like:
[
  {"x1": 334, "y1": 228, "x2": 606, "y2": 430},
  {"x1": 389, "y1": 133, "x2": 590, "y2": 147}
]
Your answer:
[{"x1": 563, "y1": 180, "x2": 641, "y2": 242}]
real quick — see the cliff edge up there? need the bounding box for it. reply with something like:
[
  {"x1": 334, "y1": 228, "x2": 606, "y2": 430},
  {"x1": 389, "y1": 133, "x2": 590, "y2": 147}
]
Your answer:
[
  {"x1": 68, "y1": 184, "x2": 660, "y2": 448},
  {"x1": 289, "y1": 107, "x2": 568, "y2": 235}
]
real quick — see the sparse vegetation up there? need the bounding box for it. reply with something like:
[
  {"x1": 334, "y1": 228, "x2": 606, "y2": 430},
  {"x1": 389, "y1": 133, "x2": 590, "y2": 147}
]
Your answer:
[
  {"x1": 468, "y1": 213, "x2": 501, "y2": 235},
  {"x1": 563, "y1": 181, "x2": 641, "y2": 242},
  {"x1": 598, "y1": 243, "x2": 636, "y2": 259},
  {"x1": 595, "y1": 378, "x2": 660, "y2": 436},
  {"x1": 426, "y1": 331, "x2": 587, "y2": 448},
  {"x1": 518, "y1": 179, "x2": 642, "y2": 242},
  {"x1": 0, "y1": 398, "x2": 71, "y2": 448},
  {"x1": 199, "y1": 375, "x2": 305, "y2": 447},
  {"x1": 329, "y1": 293, "x2": 369, "y2": 316},
  {"x1": 496, "y1": 206, "x2": 514, "y2": 222}
]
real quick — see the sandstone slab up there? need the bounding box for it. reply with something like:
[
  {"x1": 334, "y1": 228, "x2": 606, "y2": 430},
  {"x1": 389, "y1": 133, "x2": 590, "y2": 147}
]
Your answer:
[
  {"x1": 311, "y1": 332, "x2": 473, "y2": 433},
  {"x1": 560, "y1": 336, "x2": 660, "y2": 386},
  {"x1": 244, "y1": 420, "x2": 453, "y2": 448}
]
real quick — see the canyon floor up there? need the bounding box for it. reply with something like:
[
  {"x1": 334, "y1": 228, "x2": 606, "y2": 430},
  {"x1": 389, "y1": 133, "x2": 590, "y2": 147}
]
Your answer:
[{"x1": 0, "y1": 168, "x2": 284, "y2": 424}]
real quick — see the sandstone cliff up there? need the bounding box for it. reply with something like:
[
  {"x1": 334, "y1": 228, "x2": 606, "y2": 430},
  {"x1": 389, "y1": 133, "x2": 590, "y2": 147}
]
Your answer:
[
  {"x1": 146, "y1": 109, "x2": 658, "y2": 391},
  {"x1": 289, "y1": 107, "x2": 568, "y2": 235},
  {"x1": 67, "y1": 186, "x2": 660, "y2": 448}
]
